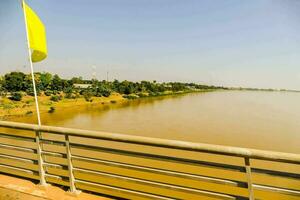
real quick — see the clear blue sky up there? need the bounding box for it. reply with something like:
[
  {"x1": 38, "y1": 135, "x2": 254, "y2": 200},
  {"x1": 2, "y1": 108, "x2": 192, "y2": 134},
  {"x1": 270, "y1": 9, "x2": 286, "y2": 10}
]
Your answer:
[{"x1": 0, "y1": 0, "x2": 300, "y2": 89}]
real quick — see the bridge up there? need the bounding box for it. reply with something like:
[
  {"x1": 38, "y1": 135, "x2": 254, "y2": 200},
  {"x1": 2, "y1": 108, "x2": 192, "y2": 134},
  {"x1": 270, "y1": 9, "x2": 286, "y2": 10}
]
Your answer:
[{"x1": 0, "y1": 120, "x2": 299, "y2": 200}]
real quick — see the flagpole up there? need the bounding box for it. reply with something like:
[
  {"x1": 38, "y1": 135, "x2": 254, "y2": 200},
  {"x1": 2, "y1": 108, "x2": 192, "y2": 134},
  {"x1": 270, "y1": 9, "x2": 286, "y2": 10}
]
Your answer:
[{"x1": 21, "y1": 0, "x2": 42, "y2": 126}]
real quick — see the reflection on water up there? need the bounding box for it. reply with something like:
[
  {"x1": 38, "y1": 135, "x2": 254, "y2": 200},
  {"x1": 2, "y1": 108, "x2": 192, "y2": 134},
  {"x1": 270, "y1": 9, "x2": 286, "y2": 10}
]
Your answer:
[{"x1": 10, "y1": 91, "x2": 300, "y2": 153}]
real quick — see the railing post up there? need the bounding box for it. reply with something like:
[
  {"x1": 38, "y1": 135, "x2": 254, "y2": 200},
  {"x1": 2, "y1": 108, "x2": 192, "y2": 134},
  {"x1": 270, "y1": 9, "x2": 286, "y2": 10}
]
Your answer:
[
  {"x1": 245, "y1": 157, "x2": 254, "y2": 200},
  {"x1": 65, "y1": 135, "x2": 80, "y2": 194},
  {"x1": 35, "y1": 131, "x2": 47, "y2": 186}
]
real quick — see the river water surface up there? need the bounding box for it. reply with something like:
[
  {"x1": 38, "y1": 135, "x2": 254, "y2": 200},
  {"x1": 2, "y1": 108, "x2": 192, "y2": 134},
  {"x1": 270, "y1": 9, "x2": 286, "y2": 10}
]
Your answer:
[{"x1": 12, "y1": 90, "x2": 300, "y2": 153}]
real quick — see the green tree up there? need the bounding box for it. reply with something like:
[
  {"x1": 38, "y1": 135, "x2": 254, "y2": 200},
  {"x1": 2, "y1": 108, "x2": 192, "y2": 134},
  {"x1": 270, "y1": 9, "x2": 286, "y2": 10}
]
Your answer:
[
  {"x1": 71, "y1": 76, "x2": 83, "y2": 84},
  {"x1": 23, "y1": 74, "x2": 42, "y2": 95},
  {"x1": 51, "y1": 74, "x2": 63, "y2": 91},
  {"x1": 0, "y1": 76, "x2": 6, "y2": 96},
  {"x1": 92, "y1": 82, "x2": 111, "y2": 97},
  {"x1": 0, "y1": 70, "x2": 224, "y2": 99},
  {"x1": 3, "y1": 72, "x2": 25, "y2": 91},
  {"x1": 40, "y1": 72, "x2": 52, "y2": 90}
]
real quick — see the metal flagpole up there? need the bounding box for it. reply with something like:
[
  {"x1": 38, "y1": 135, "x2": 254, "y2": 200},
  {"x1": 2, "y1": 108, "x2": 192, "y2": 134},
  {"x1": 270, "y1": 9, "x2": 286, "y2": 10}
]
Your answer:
[
  {"x1": 21, "y1": 0, "x2": 42, "y2": 126},
  {"x1": 21, "y1": 0, "x2": 47, "y2": 186}
]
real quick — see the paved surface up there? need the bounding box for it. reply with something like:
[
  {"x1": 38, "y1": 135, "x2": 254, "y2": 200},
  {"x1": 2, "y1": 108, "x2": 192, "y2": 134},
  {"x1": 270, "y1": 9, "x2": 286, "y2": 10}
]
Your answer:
[{"x1": 0, "y1": 174, "x2": 112, "y2": 200}]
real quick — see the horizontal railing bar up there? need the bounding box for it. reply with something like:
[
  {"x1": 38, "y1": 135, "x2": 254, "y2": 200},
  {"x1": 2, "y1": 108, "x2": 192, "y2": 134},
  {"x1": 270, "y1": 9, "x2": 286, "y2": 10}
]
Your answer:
[
  {"x1": 0, "y1": 121, "x2": 299, "y2": 164},
  {"x1": 71, "y1": 143, "x2": 245, "y2": 172},
  {"x1": 40, "y1": 139, "x2": 65, "y2": 146},
  {"x1": 45, "y1": 170, "x2": 70, "y2": 179},
  {"x1": 44, "y1": 162, "x2": 69, "y2": 178},
  {"x1": 72, "y1": 155, "x2": 247, "y2": 188},
  {"x1": 0, "y1": 153, "x2": 36, "y2": 164},
  {"x1": 44, "y1": 162, "x2": 66, "y2": 169},
  {"x1": 41, "y1": 151, "x2": 65, "y2": 157},
  {"x1": 0, "y1": 161, "x2": 38, "y2": 173},
  {"x1": 0, "y1": 163, "x2": 36, "y2": 175},
  {"x1": 253, "y1": 184, "x2": 300, "y2": 196},
  {"x1": 45, "y1": 176, "x2": 70, "y2": 188},
  {"x1": 45, "y1": 173, "x2": 64, "y2": 180},
  {"x1": 252, "y1": 167, "x2": 300, "y2": 180},
  {"x1": 74, "y1": 167, "x2": 243, "y2": 200},
  {"x1": 76, "y1": 179, "x2": 176, "y2": 200},
  {"x1": 0, "y1": 143, "x2": 36, "y2": 153},
  {"x1": 45, "y1": 173, "x2": 71, "y2": 184},
  {"x1": 0, "y1": 132, "x2": 35, "y2": 141}
]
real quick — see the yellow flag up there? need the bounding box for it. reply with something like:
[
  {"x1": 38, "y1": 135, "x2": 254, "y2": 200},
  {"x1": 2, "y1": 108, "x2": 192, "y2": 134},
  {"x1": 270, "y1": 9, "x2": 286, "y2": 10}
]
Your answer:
[{"x1": 23, "y1": 1, "x2": 47, "y2": 62}]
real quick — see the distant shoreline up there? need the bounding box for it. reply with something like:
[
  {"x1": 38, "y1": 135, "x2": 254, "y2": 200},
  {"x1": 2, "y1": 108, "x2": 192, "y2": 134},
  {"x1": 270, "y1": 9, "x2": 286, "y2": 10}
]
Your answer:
[
  {"x1": 2, "y1": 88, "x2": 299, "y2": 120},
  {"x1": 229, "y1": 87, "x2": 300, "y2": 93},
  {"x1": 0, "y1": 71, "x2": 299, "y2": 119},
  {"x1": 0, "y1": 89, "x2": 212, "y2": 120}
]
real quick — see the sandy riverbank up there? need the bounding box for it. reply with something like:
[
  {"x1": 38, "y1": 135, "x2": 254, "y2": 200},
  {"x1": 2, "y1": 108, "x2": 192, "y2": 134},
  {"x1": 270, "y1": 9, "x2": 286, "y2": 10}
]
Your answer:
[
  {"x1": 0, "y1": 89, "x2": 215, "y2": 120},
  {"x1": 0, "y1": 93, "x2": 126, "y2": 120}
]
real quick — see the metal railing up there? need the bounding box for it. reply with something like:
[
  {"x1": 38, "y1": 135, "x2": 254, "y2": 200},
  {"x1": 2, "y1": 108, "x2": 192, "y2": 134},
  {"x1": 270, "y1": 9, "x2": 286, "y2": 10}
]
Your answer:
[{"x1": 0, "y1": 120, "x2": 299, "y2": 199}]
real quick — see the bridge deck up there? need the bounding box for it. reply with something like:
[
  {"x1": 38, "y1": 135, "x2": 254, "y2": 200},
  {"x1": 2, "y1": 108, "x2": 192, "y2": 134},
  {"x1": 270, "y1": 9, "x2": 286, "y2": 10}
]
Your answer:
[{"x1": 0, "y1": 174, "x2": 112, "y2": 200}]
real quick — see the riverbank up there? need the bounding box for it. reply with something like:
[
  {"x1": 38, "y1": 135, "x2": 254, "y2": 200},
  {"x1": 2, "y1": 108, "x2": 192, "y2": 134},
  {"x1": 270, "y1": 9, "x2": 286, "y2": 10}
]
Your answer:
[
  {"x1": 0, "y1": 92, "x2": 126, "y2": 120},
  {"x1": 0, "y1": 90, "x2": 212, "y2": 119}
]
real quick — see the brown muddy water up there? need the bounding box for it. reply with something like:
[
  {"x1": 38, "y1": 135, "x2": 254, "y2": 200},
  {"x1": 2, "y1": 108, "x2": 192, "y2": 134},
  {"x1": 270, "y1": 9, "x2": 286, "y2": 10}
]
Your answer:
[
  {"x1": 11, "y1": 90, "x2": 300, "y2": 153},
  {"x1": 4, "y1": 91, "x2": 300, "y2": 199}
]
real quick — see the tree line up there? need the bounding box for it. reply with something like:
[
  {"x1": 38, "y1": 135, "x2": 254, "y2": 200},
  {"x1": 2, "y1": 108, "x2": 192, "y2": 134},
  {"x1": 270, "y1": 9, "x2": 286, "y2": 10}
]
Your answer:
[{"x1": 0, "y1": 71, "x2": 226, "y2": 101}]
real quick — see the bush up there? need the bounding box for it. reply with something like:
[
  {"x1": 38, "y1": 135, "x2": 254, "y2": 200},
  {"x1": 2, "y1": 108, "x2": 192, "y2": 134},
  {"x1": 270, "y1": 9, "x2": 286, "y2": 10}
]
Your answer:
[
  {"x1": 26, "y1": 111, "x2": 33, "y2": 115},
  {"x1": 0, "y1": 89, "x2": 7, "y2": 97},
  {"x1": 65, "y1": 92, "x2": 72, "y2": 99},
  {"x1": 25, "y1": 100, "x2": 32, "y2": 104},
  {"x1": 137, "y1": 93, "x2": 148, "y2": 98},
  {"x1": 52, "y1": 90, "x2": 59, "y2": 95},
  {"x1": 93, "y1": 85, "x2": 111, "y2": 97},
  {"x1": 101, "y1": 89, "x2": 111, "y2": 97},
  {"x1": 9, "y1": 92, "x2": 22, "y2": 101},
  {"x1": 148, "y1": 92, "x2": 160, "y2": 97},
  {"x1": 83, "y1": 90, "x2": 93, "y2": 102},
  {"x1": 48, "y1": 106, "x2": 55, "y2": 113},
  {"x1": 64, "y1": 87, "x2": 74, "y2": 99},
  {"x1": 65, "y1": 92, "x2": 76, "y2": 99},
  {"x1": 84, "y1": 95, "x2": 92, "y2": 102},
  {"x1": 26, "y1": 88, "x2": 41, "y2": 96},
  {"x1": 123, "y1": 94, "x2": 138, "y2": 99},
  {"x1": 44, "y1": 90, "x2": 53, "y2": 96},
  {"x1": 50, "y1": 95, "x2": 61, "y2": 102}
]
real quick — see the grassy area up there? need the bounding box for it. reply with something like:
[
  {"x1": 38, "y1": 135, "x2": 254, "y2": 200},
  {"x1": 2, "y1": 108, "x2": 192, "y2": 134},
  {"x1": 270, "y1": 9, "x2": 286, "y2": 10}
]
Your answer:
[{"x1": 0, "y1": 92, "x2": 125, "y2": 119}]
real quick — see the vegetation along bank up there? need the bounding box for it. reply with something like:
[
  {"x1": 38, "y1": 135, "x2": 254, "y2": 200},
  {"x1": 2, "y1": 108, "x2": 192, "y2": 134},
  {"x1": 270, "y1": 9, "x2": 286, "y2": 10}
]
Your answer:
[{"x1": 0, "y1": 71, "x2": 225, "y2": 118}]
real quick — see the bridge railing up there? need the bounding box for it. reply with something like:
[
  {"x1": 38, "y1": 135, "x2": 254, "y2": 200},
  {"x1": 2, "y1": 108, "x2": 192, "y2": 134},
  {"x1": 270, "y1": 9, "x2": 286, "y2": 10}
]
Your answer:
[{"x1": 0, "y1": 120, "x2": 299, "y2": 199}]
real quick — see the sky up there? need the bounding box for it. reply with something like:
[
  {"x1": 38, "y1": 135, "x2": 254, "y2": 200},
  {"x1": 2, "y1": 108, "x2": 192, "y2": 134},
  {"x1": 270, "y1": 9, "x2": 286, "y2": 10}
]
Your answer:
[{"x1": 0, "y1": 0, "x2": 300, "y2": 90}]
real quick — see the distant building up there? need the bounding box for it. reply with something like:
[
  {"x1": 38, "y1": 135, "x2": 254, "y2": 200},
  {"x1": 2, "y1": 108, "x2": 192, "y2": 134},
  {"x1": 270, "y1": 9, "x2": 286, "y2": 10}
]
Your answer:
[
  {"x1": 163, "y1": 84, "x2": 172, "y2": 88},
  {"x1": 74, "y1": 84, "x2": 92, "y2": 89}
]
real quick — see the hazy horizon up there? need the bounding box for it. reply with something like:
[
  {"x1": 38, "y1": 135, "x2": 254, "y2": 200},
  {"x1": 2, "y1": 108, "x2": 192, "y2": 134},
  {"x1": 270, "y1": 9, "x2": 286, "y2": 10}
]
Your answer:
[{"x1": 1, "y1": 0, "x2": 300, "y2": 90}]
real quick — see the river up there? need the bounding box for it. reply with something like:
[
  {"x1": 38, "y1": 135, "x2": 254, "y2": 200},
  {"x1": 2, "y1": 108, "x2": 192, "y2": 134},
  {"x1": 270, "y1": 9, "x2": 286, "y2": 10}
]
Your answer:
[{"x1": 11, "y1": 90, "x2": 300, "y2": 154}]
